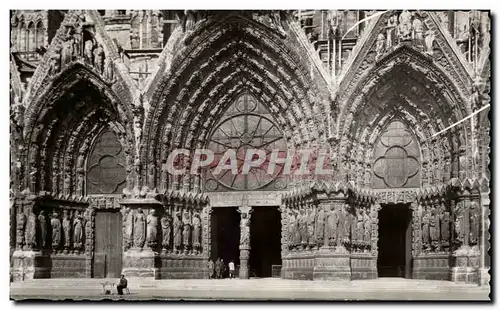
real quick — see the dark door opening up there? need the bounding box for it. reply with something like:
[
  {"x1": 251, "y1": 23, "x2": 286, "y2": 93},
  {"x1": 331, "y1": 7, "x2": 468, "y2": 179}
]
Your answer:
[
  {"x1": 93, "y1": 210, "x2": 123, "y2": 278},
  {"x1": 210, "y1": 207, "x2": 240, "y2": 271},
  {"x1": 377, "y1": 204, "x2": 412, "y2": 278},
  {"x1": 249, "y1": 206, "x2": 282, "y2": 278}
]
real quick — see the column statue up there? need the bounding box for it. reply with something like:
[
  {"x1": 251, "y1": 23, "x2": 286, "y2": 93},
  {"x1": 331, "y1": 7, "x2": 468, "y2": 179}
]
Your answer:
[
  {"x1": 356, "y1": 208, "x2": 364, "y2": 245},
  {"x1": 161, "y1": 209, "x2": 172, "y2": 253},
  {"x1": 469, "y1": 201, "x2": 479, "y2": 246},
  {"x1": 326, "y1": 205, "x2": 338, "y2": 247},
  {"x1": 51, "y1": 211, "x2": 61, "y2": 251},
  {"x1": 182, "y1": 209, "x2": 192, "y2": 254},
  {"x1": 307, "y1": 206, "x2": 316, "y2": 248},
  {"x1": 173, "y1": 210, "x2": 182, "y2": 254},
  {"x1": 238, "y1": 203, "x2": 253, "y2": 279},
  {"x1": 25, "y1": 207, "x2": 37, "y2": 250},
  {"x1": 192, "y1": 211, "x2": 202, "y2": 254},
  {"x1": 287, "y1": 209, "x2": 296, "y2": 250},
  {"x1": 133, "y1": 208, "x2": 146, "y2": 249},
  {"x1": 72, "y1": 210, "x2": 83, "y2": 252},
  {"x1": 421, "y1": 205, "x2": 430, "y2": 251},
  {"x1": 62, "y1": 210, "x2": 71, "y2": 252},
  {"x1": 124, "y1": 207, "x2": 134, "y2": 250},
  {"x1": 363, "y1": 207, "x2": 372, "y2": 251},
  {"x1": 298, "y1": 208, "x2": 308, "y2": 248},
  {"x1": 16, "y1": 208, "x2": 26, "y2": 250},
  {"x1": 429, "y1": 205, "x2": 440, "y2": 251},
  {"x1": 439, "y1": 203, "x2": 450, "y2": 248},
  {"x1": 146, "y1": 209, "x2": 158, "y2": 249}
]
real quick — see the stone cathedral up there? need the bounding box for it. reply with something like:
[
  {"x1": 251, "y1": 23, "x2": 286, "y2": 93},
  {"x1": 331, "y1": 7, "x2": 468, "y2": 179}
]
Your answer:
[{"x1": 10, "y1": 10, "x2": 491, "y2": 284}]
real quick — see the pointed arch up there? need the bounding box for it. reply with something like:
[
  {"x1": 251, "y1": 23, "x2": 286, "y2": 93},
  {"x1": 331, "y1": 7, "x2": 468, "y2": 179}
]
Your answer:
[
  {"x1": 21, "y1": 63, "x2": 133, "y2": 197},
  {"x1": 142, "y1": 13, "x2": 333, "y2": 192}
]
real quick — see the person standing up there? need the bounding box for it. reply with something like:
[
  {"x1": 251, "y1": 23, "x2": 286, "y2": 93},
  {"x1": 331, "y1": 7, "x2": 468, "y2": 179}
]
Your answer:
[
  {"x1": 208, "y1": 259, "x2": 215, "y2": 279},
  {"x1": 228, "y1": 261, "x2": 235, "y2": 279},
  {"x1": 117, "y1": 274, "x2": 128, "y2": 295},
  {"x1": 215, "y1": 258, "x2": 222, "y2": 279}
]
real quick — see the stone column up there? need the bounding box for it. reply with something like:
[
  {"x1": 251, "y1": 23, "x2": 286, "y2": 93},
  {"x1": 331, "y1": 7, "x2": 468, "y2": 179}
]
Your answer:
[{"x1": 237, "y1": 204, "x2": 253, "y2": 279}]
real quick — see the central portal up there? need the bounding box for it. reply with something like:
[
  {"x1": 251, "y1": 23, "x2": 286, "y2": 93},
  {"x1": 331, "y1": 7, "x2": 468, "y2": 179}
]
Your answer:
[
  {"x1": 249, "y1": 206, "x2": 282, "y2": 278},
  {"x1": 377, "y1": 204, "x2": 412, "y2": 278}
]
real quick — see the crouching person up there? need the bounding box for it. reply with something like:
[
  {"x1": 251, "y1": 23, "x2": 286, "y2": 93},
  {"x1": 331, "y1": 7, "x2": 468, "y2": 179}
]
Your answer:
[{"x1": 117, "y1": 274, "x2": 128, "y2": 295}]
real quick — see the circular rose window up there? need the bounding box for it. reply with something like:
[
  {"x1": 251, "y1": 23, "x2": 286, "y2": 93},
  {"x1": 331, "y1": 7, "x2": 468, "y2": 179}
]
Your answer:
[{"x1": 205, "y1": 93, "x2": 287, "y2": 191}]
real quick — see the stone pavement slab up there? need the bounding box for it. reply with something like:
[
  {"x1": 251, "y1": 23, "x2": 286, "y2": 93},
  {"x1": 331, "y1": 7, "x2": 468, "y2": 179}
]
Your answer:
[{"x1": 10, "y1": 278, "x2": 490, "y2": 301}]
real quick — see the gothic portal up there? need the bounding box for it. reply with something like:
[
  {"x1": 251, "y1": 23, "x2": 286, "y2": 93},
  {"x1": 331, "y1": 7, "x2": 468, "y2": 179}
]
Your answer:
[{"x1": 10, "y1": 10, "x2": 491, "y2": 284}]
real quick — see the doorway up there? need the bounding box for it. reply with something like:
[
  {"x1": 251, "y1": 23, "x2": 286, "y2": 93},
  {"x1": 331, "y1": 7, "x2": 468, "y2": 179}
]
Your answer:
[
  {"x1": 93, "y1": 210, "x2": 123, "y2": 278},
  {"x1": 377, "y1": 204, "x2": 412, "y2": 278},
  {"x1": 249, "y1": 206, "x2": 282, "y2": 278},
  {"x1": 211, "y1": 207, "x2": 240, "y2": 272}
]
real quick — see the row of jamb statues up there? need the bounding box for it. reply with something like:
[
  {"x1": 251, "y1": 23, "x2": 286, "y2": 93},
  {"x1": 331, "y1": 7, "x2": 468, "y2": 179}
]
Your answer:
[
  {"x1": 284, "y1": 203, "x2": 375, "y2": 253},
  {"x1": 122, "y1": 206, "x2": 204, "y2": 255}
]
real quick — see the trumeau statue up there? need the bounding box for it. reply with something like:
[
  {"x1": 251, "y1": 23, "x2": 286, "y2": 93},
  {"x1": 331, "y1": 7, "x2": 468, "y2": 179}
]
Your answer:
[
  {"x1": 192, "y1": 211, "x2": 202, "y2": 249},
  {"x1": 240, "y1": 212, "x2": 251, "y2": 247},
  {"x1": 133, "y1": 208, "x2": 146, "y2": 248},
  {"x1": 73, "y1": 210, "x2": 83, "y2": 251}
]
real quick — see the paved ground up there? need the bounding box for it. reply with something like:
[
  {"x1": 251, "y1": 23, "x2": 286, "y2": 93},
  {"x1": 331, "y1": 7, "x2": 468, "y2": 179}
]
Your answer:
[{"x1": 10, "y1": 277, "x2": 490, "y2": 301}]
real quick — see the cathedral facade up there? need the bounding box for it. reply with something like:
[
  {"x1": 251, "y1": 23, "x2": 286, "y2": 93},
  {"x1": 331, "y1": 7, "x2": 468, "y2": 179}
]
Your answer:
[{"x1": 10, "y1": 10, "x2": 491, "y2": 284}]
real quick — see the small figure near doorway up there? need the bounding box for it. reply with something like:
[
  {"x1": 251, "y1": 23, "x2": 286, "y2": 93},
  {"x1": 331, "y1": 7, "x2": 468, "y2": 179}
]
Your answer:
[
  {"x1": 215, "y1": 257, "x2": 223, "y2": 279},
  {"x1": 228, "y1": 261, "x2": 235, "y2": 279},
  {"x1": 208, "y1": 259, "x2": 215, "y2": 279},
  {"x1": 116, "y1": 274, "x2": 128, "y2": 295}
]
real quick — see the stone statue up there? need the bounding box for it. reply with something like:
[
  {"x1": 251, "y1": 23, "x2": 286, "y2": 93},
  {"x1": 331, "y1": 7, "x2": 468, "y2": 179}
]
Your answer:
[
  {"x1": 184, "y1": 10, "x2": 196, "y2": 32},
  {"x1": 292, "y1": 210, "x2": 301, "y2": 247},
  {"x1": 104, "y1": 57, "x2": 114, "y2": 81},
  {"x1": 337, "y1": 206, "x2": 349, "y2": 245},
  {"x1": 61, "y1": 36, "x2": 74, "y2": 66},
  {"x1": 192, "y1": 211, "x2": 202, "y2": 251},
  {"x1": 133, "y1": 115, "x2": 142, "y2": 153},
  {"x1": 16, "y1": 208, "x2": 26, "y2": 249},
  {"x1": 93, "y1": 44, "x2": 104, "y2": 74},
  {"x1": 326, "y1": 206, "x2": 339, "y2": 246},
  {"x1": 173, "y1": 211, "x2": 182, "y2": 253},
  {"x1": 25, "y1": 208, "x2": 37, "y2": 249},
  {"x1": 124, "y1": 208, "x2": 134, "y2": 249},
  {"x1": 421, "y1": 206, "x2": 430, "y2": 250},
  {"x1": 350, "y1": 212, "x2": 357, "y2": 246},
  {"x1": 412, "y1": 17, "x2": 424, "y2": 42},
  {"x1": 161, "y1": 209, "x2": 172, "y2": 252},
  {"x1": 398, "y1": 10, "x2": 413, "y2": 41},
  {"x1": 287, "y1": 210, "x2": 296, "y2": 248},
  {"x1": 49, "y1": 48, "x2": 62, "y2": 75},
  {"x1": 363, "y1": 208, "x2": 371, "y2": 247},
  {"x1": 375, "y1": 33, "x2": 386, "y2": 60},
  {"x1": 133, "y1": 208, "x2": 146, "y2": 248},
  {"x1": 84, "y1": 209, "x2": 92, "y2": 253},
  {"x1": 386, "y1": 15, "x2": 398, "y2": 49},
  {"x1": 429, "y1": 206, "x2": 440, "y2": 250},
  {"x1": 439, "y1": 204, "x2": 450, "y2": 247},
  {"x1": 51, "y1": 211, "x2": 61, "y2": 250},
  {"x1": 356, "y1": 209, "x2": 364, "y2": 244},
  {"x1": 307, "y1": 207, "x2": 316, "y2": 247},
  {"x1": 454, "y1": 203, "x2": 465, "y2": 244},
  {"x1": 182, "y1": 210, "x2": 191, "y2": 252},
  {"x1": 469, "y1": 202, "x2": 479, "y2": 245},
  {"x1": 73, "y1": 210, "x2": 83, "y2": 251},
  {"x1": 424, "y1": 30, "x2": 435, "y2": 55},
  {"x1": 298, "y1": 209, "x2": 308, "y2": 247},
  {"x1": 38, "y1": 210, "x2": 47, "y2": 247},
  {"x1": 146, "y1": 209, "x2": 158, "y2": 248},
  {"x1": 84, "y1": 39, "x2": 94, "y2": 64},
  {"x1": 240, "y1": 212, "x2": 251, "y2": 247},
  {"x1": 62, "y1": 210, "x2": 71, "y2": 250}
]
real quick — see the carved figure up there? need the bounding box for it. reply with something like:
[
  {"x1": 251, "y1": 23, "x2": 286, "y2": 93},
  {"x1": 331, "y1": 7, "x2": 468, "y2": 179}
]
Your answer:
[
  {"x1": 287, "y1": 209, "x2": 296, "y2": 248},
  {"x1": 16, "y1": 208, "x2": 26, "y2": 249},
  {"x1": 375, "y1": 33, "x2": 386, "y2": 60},
  {"x1": 386, "y1": 15, "x2": 398, "y2": 49},
  {"x1": 51, "y1": 211, "x2": 61, "y2": 250},
  {"x1": 326, "y1": 206, "x2": 339, "y2": 246},
  {"x1": 84, "y1": 39, "x2": 94, "y2": 64},
  {"x1": 146, "y1": 209, "x2": 158, "y2": 248},
  {"x1": 161, "y1": 210, "x2": 172, "y2": 251},
  {"x1": 429, "y1": 206, "x2": 440, "y2": 250},
  {"x1": 469, "y1": 202, "x2": 479, "y2": 245},
  {"x1": 173, "y1": 211, "x2": 182, "y2": 253},
  {"x1": 182, "y1": 210, "x2": 191, "y2": 251},
  {"x1": 240, "y1": 212, "x2": 251, "y2": 247},
  {"x1": 356, "y1": 209, "x2": 364, "y2": 244},
  {"x1": 25, "y1": 208, "x2": 37, "y2": 249},
  {"x1": 104, "y1": 57, "x2": 114, "y2": 81},
  {"x1": 412, "y1": 17, "x2": 424, "y2": 42},
  {"x1": 362, "y1": 208, "x2": 371, "y2": 246},
  {"x1": 292, "y1": 210, "x2": 301, "y2": 247},
  {"x1": 84, "y1": 209, "x2": 92, "y2": 253},
  {"x1": 72, "y1": 211, "x2": 83, "y2": 251},
  {"x1": 49, "y1": 48, "x2": 62, "y2": 74},
  {"x1": 424, "y1": 30, "x2": 435, "y2": 55},
  {"x1": 454, "y1": 203, "x2": 465, "y2": 244},
  {"x1": 62, "y1": 210, "x2": 71, "y2": 249},
  {"x1": 61, "y1": 36, "x2": 74, "y2": 66},
  {"x1": 439, "y1": 204, "x2": 450, "y2": 247},
  {"x1": 124, "y1": 208, "x2": 134, "y2": 249},
  {"x1": 421, "y1": 206, "x2": 430, "y2": 250},
  {"x1": 93, "y1": 44, "x2": 104, "y2": 74},
  {"x1": 184, "y1": 10, "x2": 196, "y2": 32},
  {"x1": 298, "y1": 209, "x2": 308, "y2": 246},
  {"x1": 38, "y1": 210, "x2": 47, "y2": 247},
  {"x1": 307, "y1": 207, "x2": 316, "y2": 246},
  {"x1": 192, "y1": 211, "x2": 201, "y2": 251},
  {"x1": 398, "y1": 10, "x2": 413, "y2": 41},
  {"x1": 133, "y1": 208, "x2": 146, "y2": 248}
]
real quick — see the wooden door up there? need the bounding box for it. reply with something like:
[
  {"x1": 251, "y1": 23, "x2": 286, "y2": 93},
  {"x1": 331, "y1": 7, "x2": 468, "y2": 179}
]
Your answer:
[{"x1": 93, "y1": 211, "x2": 123, "y2": 278}]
